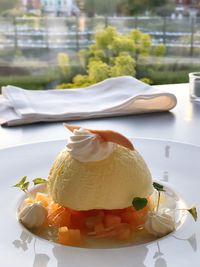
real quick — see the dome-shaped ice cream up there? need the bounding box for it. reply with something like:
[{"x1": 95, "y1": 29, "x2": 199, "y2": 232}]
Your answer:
[{"x1": 48, "y1": 126, "x2": 153, "y2": 210}]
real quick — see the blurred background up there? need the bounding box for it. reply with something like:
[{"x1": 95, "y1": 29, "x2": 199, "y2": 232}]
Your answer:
[{"x1": 0, "y1": 0, "x2": 200, "y2": 90}]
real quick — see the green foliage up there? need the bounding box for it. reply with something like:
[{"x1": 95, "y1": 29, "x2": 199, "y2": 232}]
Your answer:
[
  {"x1": 110, "y1": 35, "x2": 136, "y2": 55},
  {"x1": 0, "y1": 0, "x2": 19, "y2": 13},
  {"x1": 154, "y1": 44, "x2": 166, "y2": 57},
  {"x1": 56, "y1": 27, "x2": 173, "y2": 88},
  {"x1": 32, "y1": 178, "x2": 47, "y2": 185},
  {"x1": 129, "y1": 29, "x2": 152, "y2": 59},
  {"x1": 78, "y1": 49, "x2": 89, "y2": 69},
  {"x1": 188, "y1": 206, "x2": 198, "y2": 222},
  {"x1": 13, "y1": 176, "x2": 29, "y2": 193},
  {"x1": 88, "y1": 45, "x2": 106, "y2": 62},
  {"x1": 140, "y1": 77, "x2": 153, "y2": 85},
  {"x1": 111, "y1": 0, "x2": 168, "y2": 16},
  {"x1": 13, "y1": 176, "x2": 47, "y2": 195},
  {"x1": 57, "y1": 27, "x2": 155, "y2": 88},
  {"x1": 57, "y1": 53, "x2": 70, "y2": 76},
  {"x1": 88, "y1": 60, "x2": 110, "y2": 83},
  {"x1": 95, "y1": 26, "x2": 118, "y2": 50},
  {"x1": 140, "y1": 34, "x2": 152, "y2": 56},
  {"x1": 110, "y1": 53, "x2": 136, "y2": 77},
  {"x1": 56, "y1": 78, "x2": 93, "y2": 89},
  {"x1": 148, "y1": 69, "x2": 190, "y2": 85},
  {"x1": 72, "y1": 74, "x2": 90, "y2": 86},
  {"x1": 79, "y1": 0, "x2": 170, "y2": 16},
  {"x1": 56, "y1": 83, "x2": 74, "y2": 89},
  {"x1": 79, "y1": 49, "x2": 89, "y2": 68},
  {"x1": 153, "y1": 182, "x2": 165, "y2": 192},
  {"x1": 0, "y1": 74, "x2": 57, "y2": 92},
  {"x1": 82, "y1": 0, "x2": 121, "y2": 16},
  {"x1": 129, "y1": 29, "x2": 142, "y2": 43}
]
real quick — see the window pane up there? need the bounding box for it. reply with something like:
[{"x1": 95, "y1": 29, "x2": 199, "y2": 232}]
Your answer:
[{"x1": 0, "y1": 0, "x2": 199, "y2": 90}]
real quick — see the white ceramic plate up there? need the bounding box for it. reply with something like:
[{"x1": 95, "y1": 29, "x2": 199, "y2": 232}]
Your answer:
[{"x1": 0, "y1": 138, "x2": 200, "y2": 267}]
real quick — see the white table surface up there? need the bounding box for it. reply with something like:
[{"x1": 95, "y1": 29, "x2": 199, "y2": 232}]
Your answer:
[{"x1": 1, "y1": 83, "x2": 200, "y2": 149}]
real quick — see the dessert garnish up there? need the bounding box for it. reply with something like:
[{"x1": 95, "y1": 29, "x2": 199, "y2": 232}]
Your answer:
[
  {"x1": 14, "y1": 176, "x2": 48, "y2": 229},
  {"x1": 19, "y1": 202, "x2": 47, "y2": 229},
  {"x1": 13, "y1": 176, "x2": 47, "y2": 192},
  {"x1": 64, "y1": 124, "x2": 134, "y2": 151},
  {"x1": 143, "y1": 182, "x2": 197, "y2": 237},
  {"x1": 13, "y1": 126, "x2": 198, "y2": 247}
]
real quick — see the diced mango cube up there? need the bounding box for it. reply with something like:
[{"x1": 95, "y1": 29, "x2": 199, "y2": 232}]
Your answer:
[
  {"x1": 58, "y1": 226, "x2": 70, "y2": 245},
  {"x1": 116, "y1": 228, "x2": 131, "y2": 241},
  {"x1": 58, "y1": 227, "x2": 82, "y2": 246},
  {"x1": 35, "y1": 193, "x2": 49, "y2": 207},
  {"x1": 94, "y1": 222, "x2": 105, "y2": 235},
  {"x1": 104, "y1": 214, "x2": 121, "y2": 228}
]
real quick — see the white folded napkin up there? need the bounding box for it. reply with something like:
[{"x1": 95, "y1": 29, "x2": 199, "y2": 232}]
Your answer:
[{"x1": 0, "y1": 76, "x2": 177, "y2": 126}]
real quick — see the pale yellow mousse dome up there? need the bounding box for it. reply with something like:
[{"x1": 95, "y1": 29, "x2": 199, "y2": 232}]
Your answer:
[{"x1": 48, "y1": 145, "x2": 153, "y2": 210}]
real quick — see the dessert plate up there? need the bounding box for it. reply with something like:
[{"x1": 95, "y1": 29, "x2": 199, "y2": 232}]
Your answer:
[{"x1": 0, "y1": 138, "x2": 199, "y2": 267}]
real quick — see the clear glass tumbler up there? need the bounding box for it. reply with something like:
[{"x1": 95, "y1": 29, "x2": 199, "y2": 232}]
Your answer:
[{"x1": 189, "y1": 72, "x2": 200, "y2": 102}]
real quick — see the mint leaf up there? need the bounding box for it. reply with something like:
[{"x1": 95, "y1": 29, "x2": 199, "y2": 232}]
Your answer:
[
  {"x1": 13, "y1": 176, "x2": 27, "y2": 188},
  {"x1": 21, "y1": 181, "x2": 30, "y2": 192},
  {"x1": 188, "y1": 206, "x2": 198, "y2": 222},
  {"x1": 13, "y1": 176, "x2": 47, "y2": 195},
  {"x1": 33, "y1": 178, "x2": 47, "y2": 185},
  {"x1": 153, "y1": 182, "x2": 165, "y2": 192},
  {"x1": 132, "y1": 197, "x2": 148, "y2": 211}
]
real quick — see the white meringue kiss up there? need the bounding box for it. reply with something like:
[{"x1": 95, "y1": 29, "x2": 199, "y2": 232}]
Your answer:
[
  {"x1": 145, "y1": 211, "x2": 176, "y2": 237},
  {"x1": 66, "y1": 128, "x2": 116, "y2": 162},
  {"x1": 19, "y1": 202, "x2": 47, "y2": 229}
]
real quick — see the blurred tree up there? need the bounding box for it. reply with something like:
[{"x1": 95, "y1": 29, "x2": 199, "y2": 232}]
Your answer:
[
  {"x1": 72, "y1": 74, "x2": 90, "y2": 87},
  {"x1": 110, "y1": 53, "x2": 136, "y2": 77},
  {"x1": 126, "y1": 0, "x2": 149, "y2": 15},
  {"x1": 129, "y1": 29, "x2": 151, "y2": 61},
  {"x1": 0, "y1": 0, "x2": 19, "y2": 12},
  {"x1": 79, "y1": 49, "x2": 89, "y2": 68},
  {"x1": 154, "y1": 44, "x2": 166, "y2": 57},
  {"x1": 155, "y1": 1, "x2": 175, "y2": 17},
  {"x1": 81, "y1": 0, "x2": 121, "y2": 16},
  {"x1": 110, "y1": 35, "x2": 136, "y2": 56},
  {"x1": 81, "y1": 0, "x2": 173, "y2": 16},
  {"x1": 124, "y1": 0, "x2": 169, "y2": 15},
  {"x1": 94, "y1": 26, "x2": 118, "y2": 50},
  {"x1": 90, "y1": 26, "x2": 118, "y2": 63},
  {"x1": 88, "y1": 59, "x2": 110, "y2": 83},
  {"x1": 59, "y1": 26, "x2": 166, "y2": 88},
  {"x1": 57, "y1": 53, "x2": 70, "y2": 76}
]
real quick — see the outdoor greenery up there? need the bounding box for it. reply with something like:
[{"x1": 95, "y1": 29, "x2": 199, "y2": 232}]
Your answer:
[
  {"x1": 0, "y1": 24, "x2": 199, "y2": 92},
  {"x1": 0, "y1": 74, "x2": 57, "y2": 91},
  {"x1": 0, "y1": 0, "x2": 195, "y2": 17},
  {"x1": 57, "y1": 53, "x2": 71, "y2": 77},
  {"x1": 0, "y1": 1, "x2": 200, "y2": 91},
  {"x1": 56, "y1": 26, "x2": 165, "y2": 89},
  {"x1": 80, "y1": 0, "x2": 175, "y2": 16},
  {"x1": 0, "y1": 0, "x2": 19, "y2": 12},
  {"x1": 0, "y1": 62, "x2": 196, "y2": 92}
]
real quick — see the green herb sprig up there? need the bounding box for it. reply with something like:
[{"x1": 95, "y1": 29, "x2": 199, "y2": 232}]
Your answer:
[
  {"x1": 33, "y1": 178, "x2": 48, "y2": 186},
  {"x1": 153, "y1": 182, "x2": 198, "y2": 222},
  {"x1": 153, "y1": 182, "x2": 165, "y2": 212},
  {"x1": 13, "y1": 176, "x2": 30, "y2": 193},
  {"x1": 13, "y1": 176, "x2": 47, "y2": 194},
  {"x1": 187, "y1": 206, "x2": 197, "y2": 222}
]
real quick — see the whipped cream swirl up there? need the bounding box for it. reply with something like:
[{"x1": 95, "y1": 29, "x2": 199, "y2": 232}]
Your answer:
[
  {"x1": 145, "y1": 211, "x2": 176, "y2": 237},
  {"x1": 66, "y1": 128, "x2": 116, "y2": 162},
  {"x1": 19, "y1": 202, "x2": 47, "y2": 229}
]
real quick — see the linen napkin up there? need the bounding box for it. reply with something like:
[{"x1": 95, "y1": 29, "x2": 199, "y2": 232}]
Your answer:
[{"x1": 0, "y1": 76, "x2": 177, "y2": 127}]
